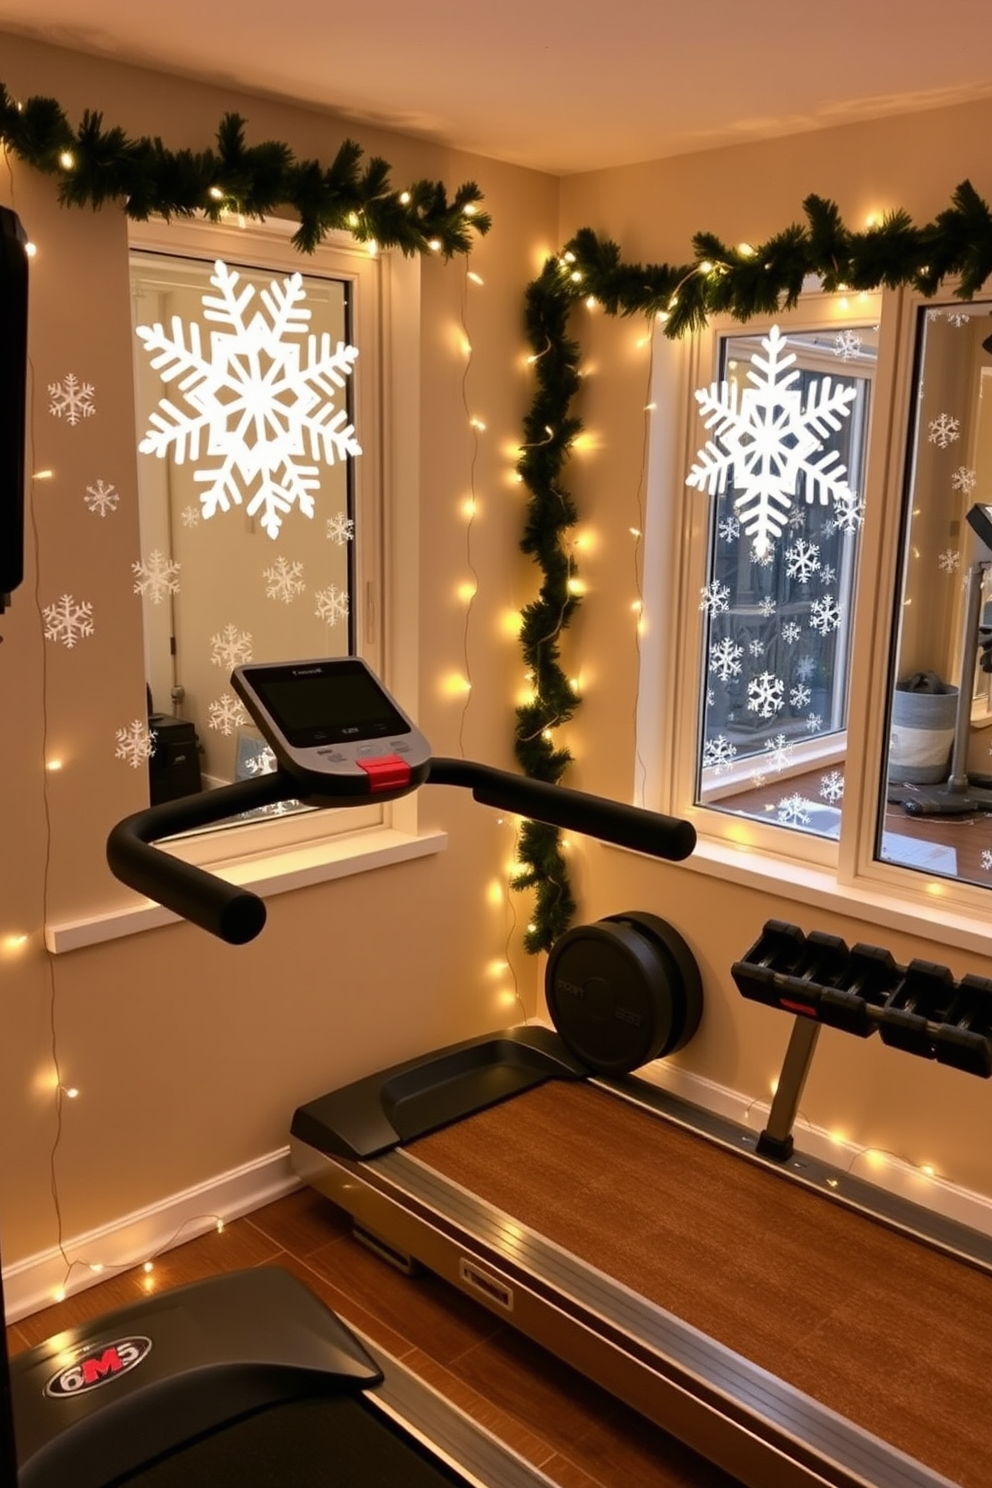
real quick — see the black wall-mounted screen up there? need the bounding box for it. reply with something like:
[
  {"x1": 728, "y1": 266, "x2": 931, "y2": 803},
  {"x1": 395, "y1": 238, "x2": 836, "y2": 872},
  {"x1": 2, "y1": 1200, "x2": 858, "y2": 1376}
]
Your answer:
[{"x1": 0, "y1": 205, "x2": 28, "y2": 609}]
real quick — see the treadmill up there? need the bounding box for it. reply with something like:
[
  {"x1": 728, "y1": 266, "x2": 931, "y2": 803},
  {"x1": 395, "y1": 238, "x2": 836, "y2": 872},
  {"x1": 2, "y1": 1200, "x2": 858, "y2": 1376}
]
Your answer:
[{"x1": 48, "y1": 653, "x2": 694, "y2": 1488}]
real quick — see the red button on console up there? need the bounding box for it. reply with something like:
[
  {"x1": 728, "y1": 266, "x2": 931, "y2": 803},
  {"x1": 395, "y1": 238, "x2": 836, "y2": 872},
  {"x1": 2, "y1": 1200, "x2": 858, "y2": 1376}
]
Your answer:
[{"x1": 357, "y1": 753, "x2": 412, "y2": 792}]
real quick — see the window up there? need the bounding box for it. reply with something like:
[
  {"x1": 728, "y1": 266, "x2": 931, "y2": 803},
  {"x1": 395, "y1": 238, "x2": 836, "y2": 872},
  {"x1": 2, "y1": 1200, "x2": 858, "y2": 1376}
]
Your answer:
[{"x1": 639, "y1": 281, "x2": 992, "y2": 948}]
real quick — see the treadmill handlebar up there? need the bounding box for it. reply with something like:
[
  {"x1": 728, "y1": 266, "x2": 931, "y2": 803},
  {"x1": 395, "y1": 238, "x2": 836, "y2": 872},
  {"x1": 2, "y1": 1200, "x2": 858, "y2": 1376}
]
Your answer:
[
  {"x1": 427, "y1": 757, "x2": 696, "y2": 862},
  {"x1": 106, "y1": 759, "x2": 696, "y2": 945},
  {"x1": 106, "y1": 773, "x2": 292, "y2": 944}
]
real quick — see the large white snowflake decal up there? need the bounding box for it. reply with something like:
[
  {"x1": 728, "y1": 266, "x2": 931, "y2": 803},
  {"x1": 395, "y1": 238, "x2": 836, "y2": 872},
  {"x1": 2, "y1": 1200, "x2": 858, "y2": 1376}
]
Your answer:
[
  {"x1": 43, "y1": 594, "x2": 94, "y2": 648},
  {"x1": 686, "y1": 325, "x2": 858, "y2": 558},
  {"x1": 135, "y1": 260, "x2": 362, "y2": 540}
]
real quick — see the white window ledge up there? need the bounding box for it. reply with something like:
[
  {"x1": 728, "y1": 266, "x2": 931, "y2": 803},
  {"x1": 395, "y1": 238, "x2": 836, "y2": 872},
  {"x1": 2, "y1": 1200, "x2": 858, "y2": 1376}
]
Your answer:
[
  {"x1": 607, "y1": 836, "x2": 992, "y2": 962},
  {"x1": 46, "y1": 826, "x2": 447, "y2": 954}
]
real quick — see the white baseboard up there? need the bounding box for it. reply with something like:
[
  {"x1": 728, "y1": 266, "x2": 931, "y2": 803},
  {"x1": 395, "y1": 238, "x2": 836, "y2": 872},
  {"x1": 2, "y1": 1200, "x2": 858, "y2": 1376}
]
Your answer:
[
  {"x1": 636, "y1": 1058, "x2": 992, "y2": 1241},
  {"x1": 3, "y1": 1147, "x2": 299, "y2": 1324}
]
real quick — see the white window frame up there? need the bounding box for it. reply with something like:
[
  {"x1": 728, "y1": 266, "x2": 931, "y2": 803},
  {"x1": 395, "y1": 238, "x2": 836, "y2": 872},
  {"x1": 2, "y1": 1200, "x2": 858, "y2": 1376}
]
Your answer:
[
  {"x1": 47, "y1": 215, "x2": 443, "y2": 953},
  {"x1": 634, "y1": 280, "x2": 992, "y2": 959}
]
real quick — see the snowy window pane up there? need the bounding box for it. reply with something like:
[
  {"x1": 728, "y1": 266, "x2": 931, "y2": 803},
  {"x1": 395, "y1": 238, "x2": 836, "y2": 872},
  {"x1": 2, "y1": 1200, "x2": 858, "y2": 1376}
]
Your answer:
[
  {"x1": 694, "y1": 327, "x2": 875, "y2": 840},
  {"x1": 130, "y1": 248, "x2": 361, "y2": 821},
  {"x1": 881, "y1": 300, "x2": 992, "y2": 891}
]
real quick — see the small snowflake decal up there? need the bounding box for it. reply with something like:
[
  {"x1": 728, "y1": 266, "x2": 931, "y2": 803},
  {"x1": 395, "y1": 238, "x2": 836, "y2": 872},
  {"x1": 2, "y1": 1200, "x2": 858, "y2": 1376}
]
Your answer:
[
  {"x1": 43, "y1": 594, "x2": 94, "y2": 648},
  {"x1": 326, "y1": 511, "x2": 355, "y2": 545},
  {"x1": 785, "y1": 539, "x2": 821, "y2": 584},
  {"x1": 928, "y1": 413, "x2": 960, "y2": 448},
  {"x1": 806, "y1": 712, "x2": 823, "y2": 733},
  {"x1": 952, "y1": 466, "x2": 977, "y2": 495},
  {"x1": 764, "y1": 733, "x2": 794, "y2": 772},
  {"x1": 777, "y1": 793, "x2": 814, "y2": 827},
  {"x1": 699, "y1": 581, "x2": 731, "y2": 616},
  {"x1": 781, "y1": 621, "x2": 803, "y2": 645},
  {"x1": 938, "y1": 549, "x2": 961, "y2": 574},
  {"x1": 244, "y1": 746, "x2": 278, "y2": 774},
  {"x1": 702, "y1": 735, "x2": 738, "y2": 774},
  {"x1": 809, "y1": 594, "x2": 842, "y2": 635},
  {"x1": 833, "y1": 330, "x2": 862, "y2": 360},
  {"x1": 750, "y1": 769, "x2": 768, "y2": 788},
  {"x1": 758, "y1": 596, "x2": 777, "y2": 618},
  {"x1": 686, "y1": 325, "x2": 858, "y2": 558},
  {"x1": 746, "y1": 670, "x2": 785, "y2": 719},
  {"x1": 946, "y1": 312, "x2": 971, "y2": 327},
  {"x1": 263, "y1": 556, "x2": 306, "y2": 604},
  {"x1": 135, "y1": 260, "x2": 362, "y2": 540},
  {"x1": 115, "y1": 719, "x2": 155, "y2": 768},
  {"x1": 208, "y1": 693, "x2": 248, "y2": 735},
  {"x1": 709, "y1": 637, "x2": 744, "y2": 681},
  {"x1": 84, "y1": 479, "x2": 119, "y2": 517},
  {"x1": 315, "y1": 584, "x2": 349, "y2": 627},
  {"x1": 49, "y1": 373, "x2": 96, "y2": 425},
  {"x1": 748, "y1": 638, "x2": 765, "y2": 658},
  {"x1": 750, "y1": 543, "x2": 775, "y2": 568},
  {"x1": 133, "y1": 550, "x2": 181, "y2": 604},
  {"x1": 795, "y1": 655, "x2": 815, "y2": 681},
  {"x1": 833, "y1": 491, "x2": 866, "y2": 535},
  {"x1": 820, "y1": 770, "x2": 845, "y2": 803},
  {"x1": 790, "y1": 683, "x2": 812, "y2": 709},
  {"x1": 181, "y1": 504, "x2": 201, "y2": 528},
  {"x1": 820, "y1": 564, "x2": 836, "y2": 585},
  {"x1": 211, "y1": 623, "x2": 254, "y2": 670},
  {"x1": 982, "y1": 849, "x2": 992, "y2": 872}
]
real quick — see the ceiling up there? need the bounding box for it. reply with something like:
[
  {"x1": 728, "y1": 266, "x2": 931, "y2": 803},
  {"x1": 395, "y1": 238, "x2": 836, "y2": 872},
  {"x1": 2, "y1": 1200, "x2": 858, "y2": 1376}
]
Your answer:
[{"x1": 3, "y1": 2, "x2": 992, "y2": 175}]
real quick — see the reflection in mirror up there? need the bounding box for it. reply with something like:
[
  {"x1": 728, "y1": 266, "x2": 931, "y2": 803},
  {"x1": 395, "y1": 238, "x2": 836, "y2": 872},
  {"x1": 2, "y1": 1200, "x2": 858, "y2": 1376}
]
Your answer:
[
  {"x1": 882, "y1": 301, "x2": 992, "y2": 887},
  {"x1": 694, "y1": 323, "x2": 876, "y2": 840},
  {"x1": 129, "y1": 249, "x2": 361, "y2": 819}
]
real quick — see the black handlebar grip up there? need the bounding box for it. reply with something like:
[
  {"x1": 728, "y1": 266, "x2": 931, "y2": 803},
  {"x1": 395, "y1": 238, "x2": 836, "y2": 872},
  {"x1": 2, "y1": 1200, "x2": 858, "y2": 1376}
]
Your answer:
[
  {"x1": 427, "y1": 758, "x2": 695, "y2": 861},
  {"x1": 106, "y1": 775, "x2": 293, "y2": 944}
]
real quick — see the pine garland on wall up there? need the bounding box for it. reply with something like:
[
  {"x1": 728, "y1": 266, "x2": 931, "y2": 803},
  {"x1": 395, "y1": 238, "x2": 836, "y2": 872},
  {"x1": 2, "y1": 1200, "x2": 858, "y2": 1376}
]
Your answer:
[{"x1": 0, "y1": 86, "x2": 491, "y2": 256}]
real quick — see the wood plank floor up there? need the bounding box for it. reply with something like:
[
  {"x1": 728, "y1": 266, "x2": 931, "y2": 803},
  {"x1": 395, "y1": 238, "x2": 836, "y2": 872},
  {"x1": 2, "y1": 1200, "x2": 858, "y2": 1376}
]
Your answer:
[{"x1": 6, "y1": 1187, "x2": 742, "y2": 1488}]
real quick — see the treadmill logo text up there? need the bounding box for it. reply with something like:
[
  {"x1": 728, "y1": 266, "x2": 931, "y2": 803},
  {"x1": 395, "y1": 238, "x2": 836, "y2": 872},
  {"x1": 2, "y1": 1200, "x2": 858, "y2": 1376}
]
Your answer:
[{"x1": 44, "y1": 1336, "x2": 153, "y2": 1397}]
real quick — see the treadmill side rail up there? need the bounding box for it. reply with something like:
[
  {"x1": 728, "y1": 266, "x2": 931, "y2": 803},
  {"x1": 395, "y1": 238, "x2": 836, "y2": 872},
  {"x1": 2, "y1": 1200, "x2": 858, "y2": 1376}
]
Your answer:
[{"x1": 291, "y1": 1025, "x2": 589, "y2": 1160}]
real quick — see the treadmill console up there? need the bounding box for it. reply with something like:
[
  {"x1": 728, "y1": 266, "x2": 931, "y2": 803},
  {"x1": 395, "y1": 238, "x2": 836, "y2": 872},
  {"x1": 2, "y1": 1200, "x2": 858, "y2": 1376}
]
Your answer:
[{"x1": 231, "y1": 657, "x2": 431, "y2": 801}]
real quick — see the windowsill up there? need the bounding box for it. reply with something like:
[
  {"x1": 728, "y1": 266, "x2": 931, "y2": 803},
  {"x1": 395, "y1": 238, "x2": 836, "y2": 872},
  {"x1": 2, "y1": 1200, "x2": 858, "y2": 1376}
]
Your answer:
[
  {"x1": 607, "y1": 834, "x2": 992, "y2": 960},
  {"x1": 46, "y1": 825, "x2": 448, "y2": 954}
]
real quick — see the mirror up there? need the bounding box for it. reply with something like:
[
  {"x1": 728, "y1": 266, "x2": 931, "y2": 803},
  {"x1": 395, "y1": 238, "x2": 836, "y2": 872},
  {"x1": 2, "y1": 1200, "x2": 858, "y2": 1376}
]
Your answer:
[
  {"x1": 129, "y1": 244, "x2": 364, "y2": 814},
  {"x1": 882, "y1": 301, "x2": 992, "y2": 886}
]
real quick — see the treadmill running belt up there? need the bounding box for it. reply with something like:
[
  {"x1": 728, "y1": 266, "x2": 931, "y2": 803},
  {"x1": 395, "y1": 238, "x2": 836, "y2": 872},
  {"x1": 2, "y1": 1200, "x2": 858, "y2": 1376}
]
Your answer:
[
  {"x1": 113, "y1": 1393, "x2": 468, "y2": 1486},
  {"x1": 410, "y1": 1080, "x2": 992, "y2": 1488}
]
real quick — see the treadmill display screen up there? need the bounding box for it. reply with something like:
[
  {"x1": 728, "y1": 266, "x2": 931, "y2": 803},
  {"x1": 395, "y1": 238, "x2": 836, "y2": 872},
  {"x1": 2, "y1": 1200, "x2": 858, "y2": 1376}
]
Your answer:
[{"x1": 250, "y1": 662, "x2": 411, "y2": 747}]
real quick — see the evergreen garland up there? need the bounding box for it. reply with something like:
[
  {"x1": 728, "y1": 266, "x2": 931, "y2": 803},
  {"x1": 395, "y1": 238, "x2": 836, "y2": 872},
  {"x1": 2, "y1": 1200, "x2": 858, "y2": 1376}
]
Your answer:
[
  {"x1": 0, "y1": 85, "x2": 491, "y2": 256},
  {"x1": 515, "y1": 181, "x2": 992, "y2": 952}
]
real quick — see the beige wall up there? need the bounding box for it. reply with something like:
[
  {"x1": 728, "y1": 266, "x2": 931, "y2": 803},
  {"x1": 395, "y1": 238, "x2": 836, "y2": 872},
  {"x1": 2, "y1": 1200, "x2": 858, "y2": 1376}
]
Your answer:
[
  {"x1": 556, "y1": 100, "x2": 992, "y2": 1201},
  {"x1": 0, "y1": 32, "x2": 557, "y2": 1263},
  {"x1": 4, "y1": 31, "x2": 992, "y2": 1282}
]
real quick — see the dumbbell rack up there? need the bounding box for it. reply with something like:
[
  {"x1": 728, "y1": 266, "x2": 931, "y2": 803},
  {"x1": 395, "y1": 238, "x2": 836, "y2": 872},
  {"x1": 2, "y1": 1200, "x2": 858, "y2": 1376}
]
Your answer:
[{"x1": 731, "y1": 920, "x2": 992, "y2": 1159}]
